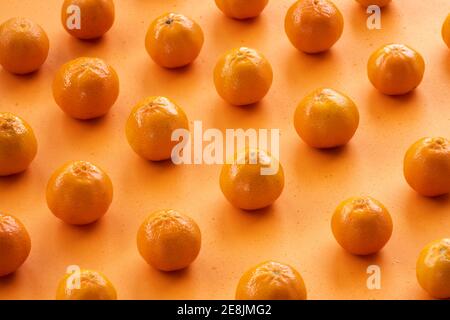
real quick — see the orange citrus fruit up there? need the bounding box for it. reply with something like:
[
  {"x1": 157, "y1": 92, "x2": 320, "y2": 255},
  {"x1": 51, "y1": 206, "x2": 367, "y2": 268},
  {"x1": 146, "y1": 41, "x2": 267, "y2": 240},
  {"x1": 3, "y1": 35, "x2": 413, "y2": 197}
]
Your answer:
[
  {"x1": 403, "y1": 137, "x2": 450, "y2": 197},
  {"x1": 0, "y1": 17, "x2": 49, "y2": 74},
  {"x1": 145, "y1": 13, "x2": 204, "y2": 69},
  {"x1": 61, "y1": 0, "x2": 115, "y2": 40},
  {"x1": 236, "y1": 261, "x2": 307, "y2": 300},
  {"x1": 368, "y1": 43, "x2": 425, "y2": 95},
  {"x1": 215, "y1": 0, "x2": 269, "y2": 19},
  {"x1": 46, "y1": 160, "x2": 113, "y2": 225},
  {"x1": 220, "y1": 149, "x2": 284, "y2": 210},
  {"x1": 0, "y1": 213, "x2": 31, "y2": 277},
  {"x1": 56, "y1": 269, "x2": 117, "y2": 300},
  {"x1": 0, "y1": 112, "x2": 37, "y2": 176},
  {"x1": 285, "y1": 0, "x2": 344, "y2": 54},
  {"x1": 293, "y1": 88, "x2": 359, "y2": 149},
  {"x1": 126, "y1": 96, "x2": 189, "y2": 161},
  {"x1": 52, "y1": 57, "x2": 119, "y2": 120},
  {"x1": 416, "y1": 238, "x2": 450, "y2": 299},
  {"x1": 214, "y1": 47, "x2": 273, "y2": 106},
  {"x1": 331, "y1": 196, "x2": 393, "y2": 255},
  {"x1": 442, "y1": 14, "x2": 450, "y2": 49},
  {"x1": 355, "y1": 0, "x2": 392, "y2": 7},
  {"x1": 137, "y1": 209, "x2": 201, "y2": 272}
]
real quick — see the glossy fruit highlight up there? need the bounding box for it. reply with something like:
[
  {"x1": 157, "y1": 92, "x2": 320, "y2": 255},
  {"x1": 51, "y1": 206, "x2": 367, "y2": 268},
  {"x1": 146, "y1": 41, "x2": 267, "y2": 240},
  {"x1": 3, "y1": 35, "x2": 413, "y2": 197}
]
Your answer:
[{"x1": 215, "y1": 0, "x2": 269, "y2": 19}]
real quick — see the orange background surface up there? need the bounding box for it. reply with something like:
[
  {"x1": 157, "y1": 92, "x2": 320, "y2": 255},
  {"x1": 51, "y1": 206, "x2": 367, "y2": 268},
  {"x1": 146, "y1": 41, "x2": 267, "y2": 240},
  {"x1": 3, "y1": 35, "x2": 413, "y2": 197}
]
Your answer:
[{"x1": 0, "y1": 0, "x2": 449, "y2": 300}]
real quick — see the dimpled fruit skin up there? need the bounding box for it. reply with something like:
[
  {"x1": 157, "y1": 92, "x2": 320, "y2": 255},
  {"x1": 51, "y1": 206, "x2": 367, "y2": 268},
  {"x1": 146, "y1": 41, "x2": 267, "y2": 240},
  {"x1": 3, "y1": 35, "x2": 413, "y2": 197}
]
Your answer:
[
  {"x1": 236, "y1": 261, "x2": 307, "y2": 300},
  {"x1": 355, "y1": 0, "x2": 392, "y2": 8},
  {"x1": 145, "y1": 13, "x2": 204, "y2": 68},
  {"x1": 416, "y1": 239, "x2": 450, "y2": 299},
  {"x1": 61, "y1": 0, "x2": 115, "y2": 39},
  {"x1": 367, "y1": 43, "x2": 425, "y2": 95},
  {"x1": 0, "y1": 113, "x2": 38, "y2": 176},
  {"x1": 0, "y1": 17, "x2": 49, "y2": 74},
  {"x1": 331, "y1": 197, "x2": 393, "y2": 255},
  {"x1": 137, "y1": 210, "x2": 201, "y2": 272},
  {"x1": 294, "y1": 88, "x2": 359, "y2": 149},
  {"x1": 56, "y1": 269, "x2": 117, "y2": 300},
  {"x1": 125, "y1": 96, "x2": 189, "y2": 161},
  {"x1": 214, "y1": 47, "x2": 273, "y2": 106},
  {"x1": 220, "y1": 149, "x2": 284, "y2": 210},
  {"x1": 46, "y1": 161, "x2": 113, "y2": 225},
  {"x1": 285, "y1": 0, "x2": 344, "y2": 54},
  {"x1": 403, "y1": 137, "x2": 450, "y2": 197},
  {"x1": 52, "y1": 57, "x2": 119, "y2": 120},
  {"x1": 215, "y1": 0, "x2": 269, "y2": 19},
  {"x1": 0, "y1": 213, "x2": 31, "y2": 277},
  {"x1": 442, "y1": 14, "x2": 450, "y2": 49}
]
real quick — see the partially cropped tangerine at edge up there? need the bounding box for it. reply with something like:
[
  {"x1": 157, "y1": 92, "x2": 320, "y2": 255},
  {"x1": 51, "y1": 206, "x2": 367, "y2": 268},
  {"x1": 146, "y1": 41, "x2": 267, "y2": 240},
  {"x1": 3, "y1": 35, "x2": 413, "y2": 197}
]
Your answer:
[
  {"x1": 442, "y1": 14, "x2": 450, "y2": 49},
  {"x1": 0, "y1": 213, "x2": 31, "y2": 277},
  {"x1": 416, "y1": 238, "x2": 450, "y2": 299},
  {"x1": 46, "y1": 160, "x2": 113, "y2": 225},
  {"x1": 403, "y1": 137, "x2": 450, "y2": 197},
  {"x1": 0, "y1": 112, "x2": 37, "y2": 176},
  {"x1": 331, "y1": 196, "x2": 393, "y2": 255},
  {"x1": 355, "y1": 0, "x2": 392, "y2": 8},
  {"x1": 215, "y1": 0, "x2": 269, "y2": 19},
  {"x1": 52, "y1": 57, "x2": 119, "y2": 120},
  {"x1": 236, "y1": 261, "x2": 307, "y2": 300},
  {"x1": 214, "y1": 47, "x2": 273, "y2": 106},
  {"x1": 137, "y1": 209, "x2": 202, "y2": 272},
  {"x1": 285, "y1": 0, "x2": 344, "y2": 54},
  {"x1": 0, "y1": 17, "x2": 49, "y2": 74},
  {"x1": 220, "y1": 149, "x2": 284, "y2": 210},
  {"x1": 368, "y1": 43, "x2": 425, "y2": 95},
  {"x1": 126, "y1": 96, "x2": 190, "y2": 161},
  {"x1": 61, "y1": 0, "x2": 115, "y2": 40},
  {"x1": 145, "y1": 13, "x2": 204, "y2": 69},
  {"x1": 294, "y1": 88, "x2": 360, "y2": 149},
  {"x1": 56, "y1": 269, "x2": 117, "y2": 300}
]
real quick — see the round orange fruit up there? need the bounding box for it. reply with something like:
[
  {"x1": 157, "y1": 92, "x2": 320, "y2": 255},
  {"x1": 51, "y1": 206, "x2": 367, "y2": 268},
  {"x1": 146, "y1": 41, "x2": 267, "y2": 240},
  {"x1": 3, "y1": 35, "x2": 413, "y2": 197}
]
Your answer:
[
  {"x1": 294, "y1": 88, "x2": 359, "y2": 149},
  {"x1": 145, "y1": 13, "x2": 204, "y2": 69},
  {"x1": 126, "y1": 96, "x2": 189, "y2": 161},
  {"x1": 61, "y1": 0, "x2": 115, "y2": 40},
  {"x1": 403, "y1": 137, "x2": 450, "y2": 197},
  {"x1": 367, "y1": 43, "x2": 425, "y2": 95},
  {"x1": 0, "y1": 213, "x2": 31, "y2": 277},
  {"x1": 355, "y1": 0, "x2": 392, "y2": 7},
  {"x1": 137, "y1": 209, "x2": 201, "y2": 272},
  {"x1": 215, "y1": 0, "x2": 269, "y2": 19},
  {"x1": 52, "y1": 57, "x2": 119, "y2": 120},
  {"x1": 214, "y1": 47, "x2": 273, "y2": 106},
  {"x1": 331, "y1": 196, "x2": 393, "y2": 255},
  {"x1": 285, "y1": 0, "x2": 344, "y2": 54},
  {"x1": 236, "y1": 261, "x2": 307, "y2": 300},
  {"x1": 0, "y1": 17, "x2": 49, "y2": 74},
  {"x1": 442, "y1": 14, "x2": 450, "y2": 49},
  {"x1": 220, "y1": 149, "x2": 284, "y2": 210},
  {"x1": 56, "y1": 269, "x2": 117, "y2": 300},
  {"x1": 0, "y1": 112, "x2": 37, "y2": 176},
  {"x1": 46, "y1": 161, "x2": 113, "y2": 225},
  {"x1": 416, "y1": 238, "x2": 450, "y2": 299}
]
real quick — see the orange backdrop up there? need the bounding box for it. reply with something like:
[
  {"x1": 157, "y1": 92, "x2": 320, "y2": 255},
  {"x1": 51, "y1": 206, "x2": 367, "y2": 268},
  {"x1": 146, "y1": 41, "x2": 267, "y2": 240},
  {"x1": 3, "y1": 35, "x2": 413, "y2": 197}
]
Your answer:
[{"x1": 0, "y1": 0, "x2": 449, "y2": 300}]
